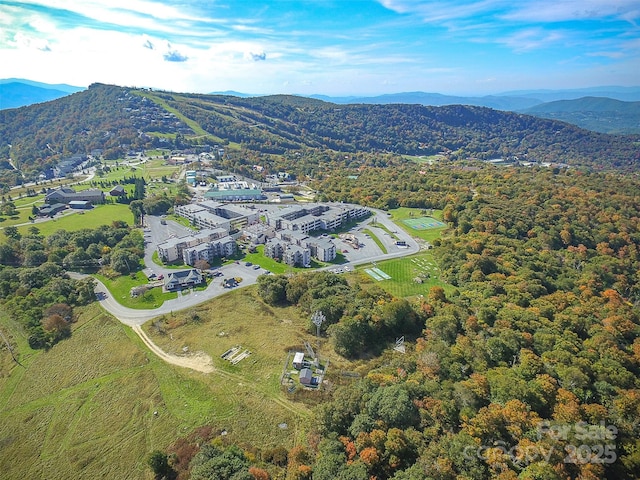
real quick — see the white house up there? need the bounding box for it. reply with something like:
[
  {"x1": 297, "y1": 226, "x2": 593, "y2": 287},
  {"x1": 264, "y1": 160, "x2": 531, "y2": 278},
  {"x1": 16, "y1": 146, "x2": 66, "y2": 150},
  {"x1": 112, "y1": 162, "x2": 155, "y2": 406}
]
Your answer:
[{"x1": 293, "y1": 352, "x2": 305, "y2": 369}]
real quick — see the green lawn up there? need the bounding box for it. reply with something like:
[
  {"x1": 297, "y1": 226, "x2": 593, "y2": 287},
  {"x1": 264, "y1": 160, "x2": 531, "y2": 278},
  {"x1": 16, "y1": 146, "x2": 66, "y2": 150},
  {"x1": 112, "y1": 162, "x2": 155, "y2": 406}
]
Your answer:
[
  {"x1": 95, "y1": 271, "x2": 179, "y2": 309},
  {"x1": 243, "y1": 246, "x2": 290, "y2": 274},
  {"x1": 358, "y1": 251, "x2": 454, "y2": 298},
  {"x1": 15, "y1": 203, "x2": 134, "y2": 236},
  {"x1": 355, "y1": 208, "x2": 452, "y2": 298},
  {"x1": 388, "y1": 207, "x2": 447, "y2": 242},
  {"x1": 91, "y1": 158, "x2": 182, "y2": 188},
  {"x1": 402, "y1": 154, "x2": 446, "y2": 164}
]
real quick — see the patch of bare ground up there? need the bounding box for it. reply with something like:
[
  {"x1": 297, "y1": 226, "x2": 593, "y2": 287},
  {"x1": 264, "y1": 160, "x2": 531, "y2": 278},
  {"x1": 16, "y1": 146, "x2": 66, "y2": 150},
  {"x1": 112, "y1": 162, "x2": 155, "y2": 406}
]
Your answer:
[{"x1": 132, "y1": 325, "x2": 214, "y2": 373}]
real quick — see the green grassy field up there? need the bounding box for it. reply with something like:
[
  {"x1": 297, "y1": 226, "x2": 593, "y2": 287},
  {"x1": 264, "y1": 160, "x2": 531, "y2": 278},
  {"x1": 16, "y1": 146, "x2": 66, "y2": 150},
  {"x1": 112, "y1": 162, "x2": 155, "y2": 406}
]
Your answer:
[
  {"x1": 355, "y1": 207, "x2": 452, "y2": 297},
  {"x1": 388, "y1": 207, "x2": 447, "y2": 242},
  {"x1": 402, "y1": 154, "x2": 446, "y2": 164},
  {"x1": 0, "y1": 288, "x2": 321, "y2": 480},
  {"x1": 0, "y1": 305, "x2": 175, "y2": 480},
  {"x1": 242, "y1": 246, "x2": 290, "y2": 274},
  {"x1": 357, "y1": 251, "x2": 453, "y2": 298},
  {"x1": 98, "y1": 158, "x2": 181, "y2": 183},
  {"x1": 15, "y1": 203, "x2": 134, "y2": 236},
  {"x1": 95, "y1": 272, "x2": 179, "y2": 309}
]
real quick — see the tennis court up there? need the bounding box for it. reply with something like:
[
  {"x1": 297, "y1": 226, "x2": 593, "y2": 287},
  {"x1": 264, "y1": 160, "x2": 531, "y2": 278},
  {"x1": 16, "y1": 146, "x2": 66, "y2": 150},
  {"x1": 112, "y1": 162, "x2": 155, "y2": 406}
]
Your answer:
[
  {"x1": 402, "y1": 216, "x2": 446, "y2": 230},
  {"x1": 365, "y1": 267, "x2": 392, "y2": 281}
]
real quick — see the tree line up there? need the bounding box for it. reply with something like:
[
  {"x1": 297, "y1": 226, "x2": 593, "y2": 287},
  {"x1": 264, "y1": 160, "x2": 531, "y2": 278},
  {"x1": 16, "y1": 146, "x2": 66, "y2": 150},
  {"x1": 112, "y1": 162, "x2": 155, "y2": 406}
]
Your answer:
[{"x1": 0, "y1": 222, "x2": 144, "y2": 349}]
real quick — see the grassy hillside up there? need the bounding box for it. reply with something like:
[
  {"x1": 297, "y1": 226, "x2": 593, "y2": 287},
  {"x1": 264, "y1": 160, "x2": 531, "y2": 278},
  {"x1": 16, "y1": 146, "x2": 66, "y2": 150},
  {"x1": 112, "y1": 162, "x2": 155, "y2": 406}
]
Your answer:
[
  {"x1": 0, "y1": 288, "x2": 322, "y2": 480},
  {"x1": 0, "y1": 304, "x2": 168, "y2": 479},
  {"x1": 15, "y1": 203, "x2": 134, "y2": 237}
]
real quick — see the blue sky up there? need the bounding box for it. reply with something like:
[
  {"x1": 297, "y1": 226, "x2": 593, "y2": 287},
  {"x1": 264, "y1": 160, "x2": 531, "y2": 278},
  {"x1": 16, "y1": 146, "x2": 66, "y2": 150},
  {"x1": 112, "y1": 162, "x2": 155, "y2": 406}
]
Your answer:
[{"x1": 1, "y1": 0, "x2": 639, "y2": 95}]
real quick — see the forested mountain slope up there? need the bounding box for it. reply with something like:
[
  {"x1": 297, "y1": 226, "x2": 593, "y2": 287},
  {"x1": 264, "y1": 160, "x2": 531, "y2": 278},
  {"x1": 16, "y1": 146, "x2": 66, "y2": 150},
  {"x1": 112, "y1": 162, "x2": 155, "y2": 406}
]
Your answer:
[
  {"x1": 0, "y1": 83, "x2": 638, "y2": 184},
  {"x1": 302, "y1": 165, "x2": 640, "y2": 480},
  {"x1": 524, "y1": 97, "x2": 640, "y2": 134}
]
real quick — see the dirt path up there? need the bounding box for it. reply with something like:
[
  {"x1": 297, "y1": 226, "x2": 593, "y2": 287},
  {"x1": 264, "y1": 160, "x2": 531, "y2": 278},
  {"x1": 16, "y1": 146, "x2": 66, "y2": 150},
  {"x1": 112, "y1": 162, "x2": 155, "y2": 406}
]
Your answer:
[
  {"x1": 132, "y1": 325, "x2": 214, "y2": 373},
  {"x1": 131, "y1": 326, "x2": 309, "y2": 416}
]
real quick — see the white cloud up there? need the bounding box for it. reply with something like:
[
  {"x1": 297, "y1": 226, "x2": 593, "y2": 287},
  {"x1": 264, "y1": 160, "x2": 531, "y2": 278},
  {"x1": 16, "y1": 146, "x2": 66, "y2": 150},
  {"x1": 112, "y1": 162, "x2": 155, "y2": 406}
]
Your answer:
[
  {"x1": 502, "y1": 0, "x2": 640, "y2": 23},
  {"x1": 9, "y1": 32, "x2": 51, "y2": 51},
  {"x1": 379, "y1": 0, "x2": 640, "y2": 24},
  {"x1": 378, "y1": 0, "x2": 508, "y2": 23},
  {"x1": 4, "y1": 0, "x2": 222, "y2": 42},
  {"x1": 498, "y1": 28, "x2": 566, "y2": 52}
]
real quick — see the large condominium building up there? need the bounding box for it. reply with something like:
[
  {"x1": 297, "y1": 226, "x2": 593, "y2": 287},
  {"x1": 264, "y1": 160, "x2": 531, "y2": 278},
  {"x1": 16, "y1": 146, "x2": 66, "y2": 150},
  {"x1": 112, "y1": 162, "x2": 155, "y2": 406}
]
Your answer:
[
  {"x1": 157, "y1": 228, "x2": 229, "y2": 263},
  {"x1": 266, "y1": 203, "x2": 369, "y2": 234},
  {"x1": 183, "y1": 237, "x2": 236, "y2": 266},
  {"x1": 266, "y1": 234, "x2": 336, "y2": 264},
  {"x1": 265, "y1": 239, "x2": 311, "y2": 267},
  {"x1": 283, "y1": 244, "x2": 311, "y2": 268},
  {"x1": 307, "y1": 237, "x2": 337, "y2": 262},
  {"x1": 175, "y1": 201, "x2": 258, "y2": 231}
]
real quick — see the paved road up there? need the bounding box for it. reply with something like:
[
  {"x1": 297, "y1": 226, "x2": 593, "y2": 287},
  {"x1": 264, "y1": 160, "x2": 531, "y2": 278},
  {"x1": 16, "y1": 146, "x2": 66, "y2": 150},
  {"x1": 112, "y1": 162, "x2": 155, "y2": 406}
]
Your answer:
[
  {"x1": 81, "y1": 208, "x2": 422, "y2": 326},
  {"x1": 73, "y1": 262, "x2": 265, "y2": 326}
]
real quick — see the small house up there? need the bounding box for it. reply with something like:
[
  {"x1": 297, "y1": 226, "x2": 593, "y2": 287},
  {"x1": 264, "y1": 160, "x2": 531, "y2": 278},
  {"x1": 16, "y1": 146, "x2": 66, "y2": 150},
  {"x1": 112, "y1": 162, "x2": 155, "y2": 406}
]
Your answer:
[
  {"x1": 299, "y1": 368, "x2": 313, "y2": 385},
  {"x1": 164, "y1": 269, "x2": 205, "y2": 291},
  {"x1": 37, "y1": 203, "x2": 66, "y2": 217},
  {"x1": 68, "y1": 200, "x2": 92, "y2": 209},
  {"x1": 109, "y1": 185, "x2": 126, "y2": 196},
  {"x1": 293, "y1": 352, "x2": 305, "y2": 370}
]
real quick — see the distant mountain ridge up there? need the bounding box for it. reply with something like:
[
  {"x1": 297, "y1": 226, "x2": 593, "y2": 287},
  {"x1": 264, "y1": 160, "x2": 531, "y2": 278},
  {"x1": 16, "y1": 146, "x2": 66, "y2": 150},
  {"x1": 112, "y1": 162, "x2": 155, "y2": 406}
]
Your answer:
[
  {"x1": 207, "y1": 86, "x2": 640, "y2": 111},
  {"x1": 1, "y1": 83, "x2": 638, "y2": 184},
  {"x1": 499, "y1": 86, "x2": 640, "y2": 103},
  {"x1": 228, "y1": 87, "x2": 640, "y2": 133},
  {"x1": 0, "y1": 78, "x2": 83, "y2": 93},
  {"x1": 309, "y1": 92, "x2": 542, "y2": 110},
  {"x1": 525, "y1": 96, "x2": 640, "y2": 113},
  {"x1": 522, "y1": 97, "x2": 640, "y2": 134},
  {"x1": 6, "y1": 79, "x2": 640, "y2": 133},
  {"x1": 0, "y1": 79, "x2": 85, "y2": 110}
]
